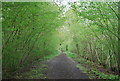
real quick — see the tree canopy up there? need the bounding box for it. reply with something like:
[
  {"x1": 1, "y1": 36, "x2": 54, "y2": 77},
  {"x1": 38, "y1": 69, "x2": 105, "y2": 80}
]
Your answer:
[{"x1": 2, "y1": 1, "x2": 120, "y2": 79}]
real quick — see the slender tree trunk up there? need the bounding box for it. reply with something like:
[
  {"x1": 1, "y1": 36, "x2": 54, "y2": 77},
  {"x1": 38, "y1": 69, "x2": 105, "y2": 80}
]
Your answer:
[
  {"x1": 76, "y1": 44, "x2": 79, "y2": 54},
  {"x1": 118, "y1": 1, "x2": 120, "y2": 76},
  {"x1": 66, "y1": 45, "x2": 68, "y2": 51}
]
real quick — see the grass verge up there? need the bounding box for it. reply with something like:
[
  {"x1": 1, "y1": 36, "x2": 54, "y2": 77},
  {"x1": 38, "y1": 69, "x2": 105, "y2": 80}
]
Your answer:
[
  {"x1": 14, "y1": 51, "x2": 60, "y2": 79},
  {"x1": 65, "y1": 51, "x2": 120, "y2": 79}
]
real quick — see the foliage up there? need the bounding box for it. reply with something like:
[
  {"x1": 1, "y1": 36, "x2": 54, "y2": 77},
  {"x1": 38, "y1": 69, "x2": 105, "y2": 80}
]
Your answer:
[
  {"x1": 91, "y1": 69, "x2": 119, "y2": 79},
  {"x1": 61, "y1": 2, "x2": 119, "y2": 75},
  {"x1": 65, "y1": 51, "x2": 77, "y2": 58},
  {"x1": 42, "y1": 51, "x2": 60, "y2": 61},
  {"x1": 2, "y1": 1, "x2": 119, "y2": 79},
  {"x1": 15, "y1": 63, "x2": 48, "y2": 79},
  {"x1": 2, "y1": 2, "x2": 64, "y2": 78},
  {"x1": 76, "y1": 56, "x2": 120, "y2": 79}
]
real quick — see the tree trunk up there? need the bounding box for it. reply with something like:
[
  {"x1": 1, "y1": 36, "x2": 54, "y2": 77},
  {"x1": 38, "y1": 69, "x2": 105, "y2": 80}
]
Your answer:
[
  {"x1": 118, "y1": 1, "x2": 120, "y2": 76},
  {"x1": 76, "y1": 44, "x2": 79, "y2": 54}
]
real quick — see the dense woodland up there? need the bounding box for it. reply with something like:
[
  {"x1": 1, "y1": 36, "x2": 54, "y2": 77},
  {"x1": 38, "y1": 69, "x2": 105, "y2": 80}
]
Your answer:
[{"x1": 2, "y1": 2, "x2": 120, "y2": 79}]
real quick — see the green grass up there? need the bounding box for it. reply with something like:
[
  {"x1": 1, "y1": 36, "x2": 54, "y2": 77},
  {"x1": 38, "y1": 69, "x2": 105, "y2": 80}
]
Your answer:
[
  {"x1": 66, "y1": 51, "x2": 120, "y2": 79},
  {"x1": 65, "y1": 51, "x2": 77, "y2": 58},
  {"x1": 15, "y1": 51, "x2": 60, "y2": 79},
  {"x1": 76, "y1": 64, "x2": 88, "y2": 73},
  {"x1": 43, "y1": 51, "x2": 60, "y2": 60},
  {"x1": 76, "y1": 63, "x2": 120, "y2": 79},
  {"x1": 91, "y1": 69, "x2": 120, "y2": 79},
  {"x1": 15, "y1": 64, "x2": 48, "y2": 79},
  {"x1": 37, "y1": 51, "x2": 60, "y2": 61}
]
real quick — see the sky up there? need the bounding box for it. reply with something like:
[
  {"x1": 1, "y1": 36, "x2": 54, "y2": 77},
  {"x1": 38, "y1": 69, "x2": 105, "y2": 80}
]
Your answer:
[{"x1": 55, "y1": 0, "x2": 72, "y2": 14}]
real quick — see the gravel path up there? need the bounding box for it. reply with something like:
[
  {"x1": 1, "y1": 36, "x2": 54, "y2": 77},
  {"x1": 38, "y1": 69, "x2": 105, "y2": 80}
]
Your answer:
[{"x1": 47, "y1": 52, "x2": 90, "y2": 79}]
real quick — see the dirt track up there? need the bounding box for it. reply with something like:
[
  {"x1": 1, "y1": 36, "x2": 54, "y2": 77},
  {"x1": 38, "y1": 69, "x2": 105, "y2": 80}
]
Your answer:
[{"x1": 47, "y1": 52, "x2": 90, "y2": 79}]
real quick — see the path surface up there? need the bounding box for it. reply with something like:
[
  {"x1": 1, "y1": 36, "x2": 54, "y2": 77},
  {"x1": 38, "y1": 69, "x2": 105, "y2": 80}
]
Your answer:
[{"x1": 47, "y1": 52, "x2": 89, "y2": 79}]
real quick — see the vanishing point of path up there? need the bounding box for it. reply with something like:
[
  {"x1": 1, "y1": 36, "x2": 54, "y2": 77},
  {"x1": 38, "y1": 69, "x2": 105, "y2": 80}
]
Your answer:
[{"x1": 47, "y1": 52, "x2": 90, "y2": 79}]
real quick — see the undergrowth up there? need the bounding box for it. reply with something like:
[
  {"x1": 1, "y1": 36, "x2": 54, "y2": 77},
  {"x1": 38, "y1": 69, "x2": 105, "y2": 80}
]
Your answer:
[
  {"x1": 15, "y1": 51, "x2": 60, "y2": 79},
  {"x1": 66, "y1": 51, "x2": 120, "y2": 79},
  {"x1": 65, "y1": 51, "x2": 77, "y2": 58}
]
